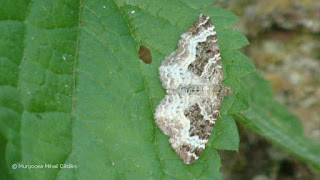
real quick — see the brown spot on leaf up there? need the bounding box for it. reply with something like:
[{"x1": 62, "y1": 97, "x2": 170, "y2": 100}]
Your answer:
[{"x1": 138, "y1": 45, "x2": 152, "y2": 64}]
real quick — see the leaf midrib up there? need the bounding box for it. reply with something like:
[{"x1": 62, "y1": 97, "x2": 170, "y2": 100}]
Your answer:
[{"x1": 111, "y1": 0, "x2": 169, "y2": 177}]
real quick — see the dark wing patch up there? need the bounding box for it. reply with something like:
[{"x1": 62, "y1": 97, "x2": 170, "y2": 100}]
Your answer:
[
  {"x1": 188, "y1": 34, "x2": 220, "y2": 76},
  {"x1": 184, "y1": 103, "x2": 214, "y2": 140}
]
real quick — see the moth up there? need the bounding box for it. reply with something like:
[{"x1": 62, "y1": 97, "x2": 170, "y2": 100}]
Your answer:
[{"x1": 154, "y1": 14, "x2": 231, "y2": 164}]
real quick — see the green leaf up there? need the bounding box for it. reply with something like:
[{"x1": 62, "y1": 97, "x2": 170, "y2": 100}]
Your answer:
[
  {"x1": 0, "y1": 133, "x2": 13, "y2": 180},
  {"x1": 0, "y1": 0, "x2": 246, "y2": 179},
  {"x1": 201, "y1": 6, "x2": 239, "y2": 30},
  {"x1": 180, "y1": 0, "x2": 216, "y2": 10},
  {"x1": 218, "y1": 29, "x2": 249, "y2": 51},
  {"x1": 219, "y1": 50, "x2": 254, "y2": 115},
  {"x1": 234, "y1": 72, "x2": 320, "y2": 170},
  {"x1": 208, "y1": 115, "x2": 239, "y2": 151}
]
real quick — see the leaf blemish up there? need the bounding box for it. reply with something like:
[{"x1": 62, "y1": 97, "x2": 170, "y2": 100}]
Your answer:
[{"x1": 138, "y1": 45, "x2": 152, "y2": 64}]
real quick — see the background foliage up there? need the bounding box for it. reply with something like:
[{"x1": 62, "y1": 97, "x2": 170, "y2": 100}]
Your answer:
[{"x1": 0, "y1": 0, "x2": 319, "y2": 179}]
